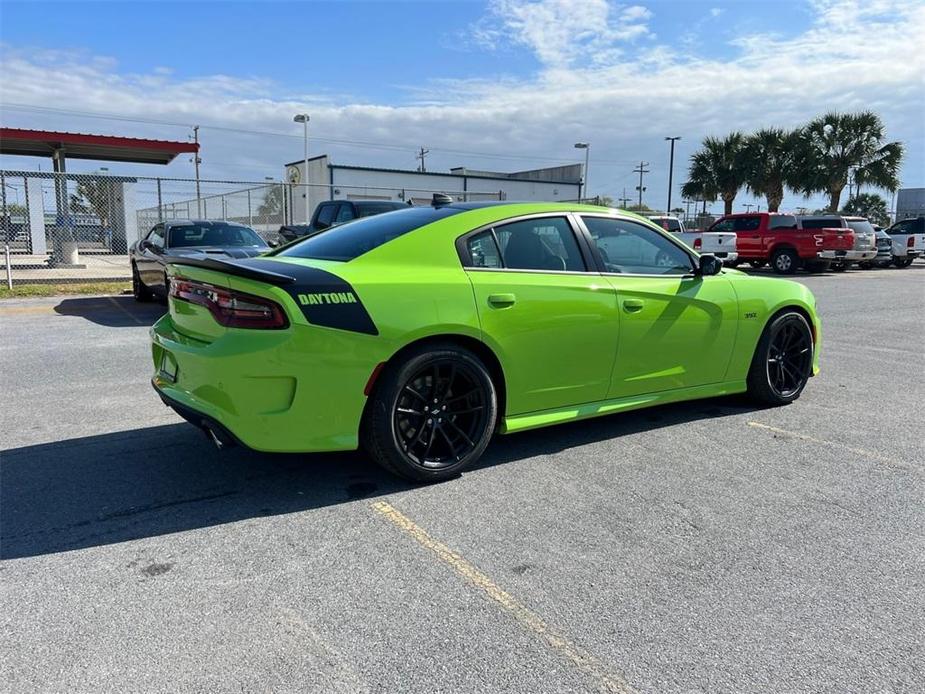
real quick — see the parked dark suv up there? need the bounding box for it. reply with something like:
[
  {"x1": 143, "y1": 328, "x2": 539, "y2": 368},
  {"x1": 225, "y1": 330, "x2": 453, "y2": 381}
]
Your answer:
[{"x1": 279, "y1": 200, "x2": 409, "y2": 242}]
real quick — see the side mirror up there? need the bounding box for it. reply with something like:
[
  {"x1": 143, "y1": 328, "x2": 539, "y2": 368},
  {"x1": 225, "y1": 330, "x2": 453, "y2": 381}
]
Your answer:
[
  {"x1": 139, "y1": 239, "x2": 152, "y2": 251},
  {"x1": 697, "y1": 254, "x2": 723, "y2": 276},
  {"x1": 267, "y1": 239, "x2": 280, "y2": 248}
]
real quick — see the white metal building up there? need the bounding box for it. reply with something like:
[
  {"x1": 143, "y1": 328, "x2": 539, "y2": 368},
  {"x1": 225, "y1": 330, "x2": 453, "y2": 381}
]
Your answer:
[
  {"x1": 896, "y1": 188, "x2": 925, "y2": 221},
  {"x1": 283, "y1": 155, "x2": 582, "y2": 223}
]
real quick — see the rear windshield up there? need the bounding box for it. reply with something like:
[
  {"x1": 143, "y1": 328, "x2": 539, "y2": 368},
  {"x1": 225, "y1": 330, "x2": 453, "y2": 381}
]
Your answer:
[
  {"x1": 650, "y1": 217, "x2": 682, "y2": 232},
  {"x1": 768, "y1": 215, "x2": 798, "y2": 230},
  {"x1": 357, "y1": 202, "x2": 408, "y2": 217},
  {"x1": 276, "y1": 206, "x2": 462, "y2": 261},
  {"x1": 168, "y1": 223, "x2": 266, "y2": 248},
  {"x1": 799, "y1": 218, "x2": 840, "y2": 230},
  {"x1": 846, "y1": 220, "x2": 875, "y2": 235}
]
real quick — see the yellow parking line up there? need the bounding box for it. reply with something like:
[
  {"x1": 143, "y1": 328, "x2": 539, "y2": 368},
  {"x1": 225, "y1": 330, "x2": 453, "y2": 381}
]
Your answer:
[
  {"x1": 370, "y1": 500, "x2": 635, "y2": 694},
  {"x1": 746, "y1": 421, "x2": 916, "y2": 472},
  {"x1": 0, "y1": 305, "x2": 58, "y2": 315}
]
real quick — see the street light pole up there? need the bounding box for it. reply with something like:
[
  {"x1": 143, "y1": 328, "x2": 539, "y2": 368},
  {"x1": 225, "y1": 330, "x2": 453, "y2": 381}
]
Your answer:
[
  {"x1": 665, "y1": 136, "x2": 681, "y2": 214},
  {"x1": 574, "y1": 143, "x2": 590, "y2": 200},
  {"x1": 293, "y1": 114, "x2": 310, "y2": 223}
]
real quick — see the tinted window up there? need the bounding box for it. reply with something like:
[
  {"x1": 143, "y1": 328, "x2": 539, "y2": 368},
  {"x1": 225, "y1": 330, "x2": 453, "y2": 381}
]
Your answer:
[
  {"x1": 800, "y1": 218, "x2": 840, "y2": 230},
  {"x1": 583, "y1": 216, "x2": 693, "y2": 275},
  {"x1": 334, "y1": 204, "x2": 355, "y2": 223},
  {"x1": 466, "y1": 230, "x2": 503, "y2": 268},
  {"x1": 768, "y1": 215, "x2": 798, "y2": 230},
  {"x1": 167, "y1": 223, "x2": 266, "y2": 248},
  {"x1": 733, "y1": 216, "x2": 761, "y2": 231},
  {"x1": 315, "y1": 203, "x2": 337, "y2": 229},
  {"x1": 493, "y1": 217, "x2": 585, "y2": 272},
  {"x1": 711, "y1": 219, "x2": 734, "y2": 233},
  {"x1": 278, "y1": 206, "x2": 462, "y2": 261},
  {"x1": 357, "y1": 202, "x2": 407, "y2": 217}
]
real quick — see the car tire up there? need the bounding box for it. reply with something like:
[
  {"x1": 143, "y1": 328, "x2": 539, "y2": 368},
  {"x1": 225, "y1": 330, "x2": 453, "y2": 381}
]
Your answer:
[
  {"x1": 362, "y1": 343, "x2": 498, "y2": 482},
  {"x1": 858, "y1": 261, "x2": 872, "y2": 270},
  {"x1": 132, "y1": 264, "x2": 153, "y2": 302},
  {"x1": 771, "y1": 248, "x2": 798, "y2": 275},
  {"x1": 831, "y1": 262, "x2": 847, "y2": 272},
  {"x1": 749, "y1": 260, "x2": 767, "y2": 269},
  {"x1": 746, "y1": 311, "x2": 813, "y2": 406},
  {"x1": 893, "y1": 256, "x2": 913, "y2": 268}
]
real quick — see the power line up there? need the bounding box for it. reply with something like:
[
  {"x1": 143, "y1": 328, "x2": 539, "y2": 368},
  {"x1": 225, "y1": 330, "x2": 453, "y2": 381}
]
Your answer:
[{"x1": 1, "y1": 102, "x2": 641, "y2": 167}]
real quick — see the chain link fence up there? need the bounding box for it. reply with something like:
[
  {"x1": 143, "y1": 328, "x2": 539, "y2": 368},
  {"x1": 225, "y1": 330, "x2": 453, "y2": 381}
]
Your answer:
[{"x1": 0, "y1": 170, "x2": 501, "y2": 286}]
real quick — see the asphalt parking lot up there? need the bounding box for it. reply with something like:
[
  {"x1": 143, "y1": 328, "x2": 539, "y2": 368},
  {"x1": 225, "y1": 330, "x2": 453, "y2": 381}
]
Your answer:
[{"x1": 1, "y1": 265, "x2": 923, "y2": 693}]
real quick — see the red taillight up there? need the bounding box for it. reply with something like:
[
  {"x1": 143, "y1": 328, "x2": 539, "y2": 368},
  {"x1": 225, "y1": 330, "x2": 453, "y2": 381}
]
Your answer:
[
  {"x1": 908, "y1": 236, "x2": 915, "y2": 248},
  {"x1": 170, "y1": 277, "x2": 289, "y2": 329},
  {"x1": 693, "y1": 237, "x2": 702, "y2": 249}
]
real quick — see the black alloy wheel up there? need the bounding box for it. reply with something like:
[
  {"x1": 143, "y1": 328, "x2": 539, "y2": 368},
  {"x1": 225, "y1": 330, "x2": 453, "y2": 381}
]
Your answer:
[
  {"x1": 394, "y1": 359, "x2": 489, "y2": 469},
  {"x1": 362, "y1": 344, "x2": 498, "y2": 482},
  {"x1": 747, "y1": 311, "x2": 813, "y2": 405},
  {"x1": 766, "y1": 320, "x2": 812, "y2": 398}
]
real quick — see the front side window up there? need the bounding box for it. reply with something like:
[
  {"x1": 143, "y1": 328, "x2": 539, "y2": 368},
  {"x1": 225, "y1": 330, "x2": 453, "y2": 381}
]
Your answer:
[
  {"x1": 148, "y1": 225, "x2": 165, "y2": 248},
  {"x1": 334, "y1": 204, "x2": 355, "y2": 224},
  {"x1": 582, "y1": 216, "x2": 693, "y2": 275},
  {"x1": 492, "y1": 217, "x2": 585, "y2": 272},
  {"x1": 315, "y1": 203, "x2": 337, "y2": 229},
  {"x1": 889, "y1": 220, "x2": 912, "y2": 234}
]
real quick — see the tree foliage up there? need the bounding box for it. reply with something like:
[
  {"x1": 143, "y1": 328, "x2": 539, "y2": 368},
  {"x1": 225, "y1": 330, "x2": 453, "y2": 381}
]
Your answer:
[
  {"x1": 680, "y1": 133, "x2": 747, "y2": 215},
  {"x1": 841, "y1": 193, "x2": 890, "y2": 226},
  {"x1": 742, "y1": 128, "x2": 801, "y2": 212}
]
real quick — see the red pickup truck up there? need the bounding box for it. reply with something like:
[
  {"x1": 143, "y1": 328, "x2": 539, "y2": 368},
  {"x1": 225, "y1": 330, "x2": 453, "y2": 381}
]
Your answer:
[{"x1": 706, "y1": 212, "x2": 855, "y2": 274}]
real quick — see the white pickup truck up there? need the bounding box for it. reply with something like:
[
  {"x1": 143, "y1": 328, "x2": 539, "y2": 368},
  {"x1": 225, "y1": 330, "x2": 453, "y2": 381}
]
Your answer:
[
  {"x1": 884, "y1": 217, "x2": 925, "y2": 267},
  {"x1": 647, "y1": 216, "x2": 738, "y2": 264}
]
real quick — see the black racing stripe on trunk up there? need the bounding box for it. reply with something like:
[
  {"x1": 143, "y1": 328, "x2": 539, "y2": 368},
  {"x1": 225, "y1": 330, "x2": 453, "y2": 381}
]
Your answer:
[{"x1": 170, "y1": 256, "x2": 378, "y2": 336}]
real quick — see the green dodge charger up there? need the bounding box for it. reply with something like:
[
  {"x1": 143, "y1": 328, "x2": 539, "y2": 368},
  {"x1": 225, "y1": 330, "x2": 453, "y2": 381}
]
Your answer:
[{"x1": 150, "y1": 200, "x2": 820, "y2": 481}]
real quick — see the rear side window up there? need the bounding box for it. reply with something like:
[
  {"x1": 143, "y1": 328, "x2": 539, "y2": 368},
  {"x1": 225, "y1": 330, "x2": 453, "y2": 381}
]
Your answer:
[
  {"x1": 278, "y1": 206, "x2": 462, "y2": 261},
  {"x1": 846, "y1": 220, "x2": 875, "y2": 235},
  {"x1": 466, "y1": 231, "x2": 503, "y2": 268},
  {"x1": 768, "y1": 215, "x2": 798, "y2": 230},
  {"x1": 357, "y1": 202, "x2": 407, "y2": 217},
  {"x1": 493, "y1": 217, "x2": 585, "y2": 272},
  {"x1": 733, "y1": 216, "x2": 761, "y2": 231}
]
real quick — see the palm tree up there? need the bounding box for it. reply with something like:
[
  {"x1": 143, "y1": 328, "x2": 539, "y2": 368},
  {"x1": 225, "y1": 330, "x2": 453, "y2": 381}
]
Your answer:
[
  {"x1": 681, "y1": 133, "x2": 747, "y2": 215},
  {"x1": 794, "y1": 111, "x2": 903, "y2": 212},
  {"x1": 743, "y1": 128, "x2": 800, "y2": 212},
  {"x1": 841, "y1": 192, "x2": 890, "y2": 226}
]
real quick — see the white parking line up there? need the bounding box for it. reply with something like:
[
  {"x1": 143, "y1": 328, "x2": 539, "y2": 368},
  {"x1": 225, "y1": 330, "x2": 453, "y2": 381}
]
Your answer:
[
  {"x1": 371, "y1": 500, "x2": 636, "y2": 694},
  {"x1": 746, "y1": 421, "x2": 918, "y2": 473}
]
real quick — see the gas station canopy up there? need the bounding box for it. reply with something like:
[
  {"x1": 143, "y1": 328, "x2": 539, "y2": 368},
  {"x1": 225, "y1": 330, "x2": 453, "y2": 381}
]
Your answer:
[{"x1": 0, "y1": 128, "x2": 199, "y2": 165}]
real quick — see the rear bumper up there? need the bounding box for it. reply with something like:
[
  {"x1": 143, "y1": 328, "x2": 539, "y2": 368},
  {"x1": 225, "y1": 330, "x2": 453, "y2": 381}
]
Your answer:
[
  {"x1": 816, "y1": 249, "x2": 850, "y2": 260},
  {"x1": 712, "y1": 251, "x2": 738, "y2": 263},
  {"x1": 150, "y1": 313, "x2": 375, "y2": 453},
  {"x1": 845, "y1": 249, "x2": 877, "y2": 261}
]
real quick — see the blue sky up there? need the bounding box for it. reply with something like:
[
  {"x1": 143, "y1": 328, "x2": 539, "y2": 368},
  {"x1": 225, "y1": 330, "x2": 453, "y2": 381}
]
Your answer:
[{"x1": 1, "y1": 0, "x2": 922, "y2": 213}]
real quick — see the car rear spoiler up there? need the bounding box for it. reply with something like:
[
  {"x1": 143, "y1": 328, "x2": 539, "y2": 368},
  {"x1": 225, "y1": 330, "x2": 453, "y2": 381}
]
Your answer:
[{"x1": 163, "y1": 255, "x2": 297, "y2": 286}]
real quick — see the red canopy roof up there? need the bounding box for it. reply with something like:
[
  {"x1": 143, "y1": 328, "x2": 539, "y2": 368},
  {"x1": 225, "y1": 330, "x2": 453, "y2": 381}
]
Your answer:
[{"x1": 0, "y1": 128, "x2": 199, "y2": 165}]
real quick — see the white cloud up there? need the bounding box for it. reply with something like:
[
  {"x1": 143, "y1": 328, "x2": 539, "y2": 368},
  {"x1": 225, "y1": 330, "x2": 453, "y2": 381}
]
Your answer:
[
  {"x1": 473, "y1": 0, "x2": 653, "y2": 68},
  {"x1": 709, "y1": 7, "x2": 723, "y2": 18},
  {"x1": 1, "y1": 0, "x2": 923, "y2": 213}
]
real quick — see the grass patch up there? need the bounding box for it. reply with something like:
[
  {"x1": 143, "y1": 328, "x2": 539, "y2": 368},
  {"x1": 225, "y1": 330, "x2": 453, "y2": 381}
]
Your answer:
[{"x1": 0, "y1": 282, "x2": 131, "y2": 299}]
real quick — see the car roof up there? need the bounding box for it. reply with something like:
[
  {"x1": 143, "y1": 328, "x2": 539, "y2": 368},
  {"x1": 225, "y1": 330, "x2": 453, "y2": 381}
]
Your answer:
[{"x1": 165, "y1": 219, "x2": 250, "y2": 227}]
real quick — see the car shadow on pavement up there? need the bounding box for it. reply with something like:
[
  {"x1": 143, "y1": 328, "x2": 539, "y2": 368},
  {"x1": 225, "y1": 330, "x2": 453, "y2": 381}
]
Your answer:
[
  {"x1": 53, "y1": 296, "x2": 165, "y2": 327},
  {"x1": 1, "y1": 396, "x2": 762, "y2": 560}
]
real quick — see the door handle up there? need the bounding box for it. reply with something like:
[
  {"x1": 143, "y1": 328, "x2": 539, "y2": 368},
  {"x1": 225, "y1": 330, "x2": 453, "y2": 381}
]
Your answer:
[
  {"x1": 488, "y1": 293, "x2": 516, "y2": 308},
  {"x1": 622, "y1": 298, "x2": 645, "y2": 313}
]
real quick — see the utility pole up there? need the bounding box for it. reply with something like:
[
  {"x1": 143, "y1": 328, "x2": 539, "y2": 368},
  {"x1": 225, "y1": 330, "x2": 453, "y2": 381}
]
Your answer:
[
  {"x1": 618, "y1": 188, "x2": 632, "y2": 208},
  {"x1": 416, "y1": 147, "x2": 430, "y2": 173},
  {"x1": 192, "y1": 125, "x2": 202, "y2": 217},
  {"x1": 633, "y1": 161, "x2": 650, "y2": 208},
  {"x1": 665, "y1": 136, "x2": 681, "y2": 213}
]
